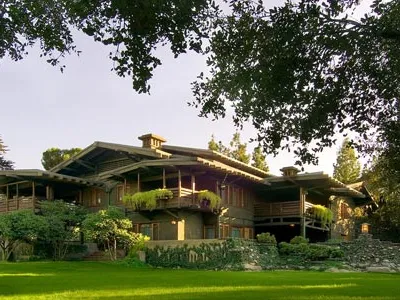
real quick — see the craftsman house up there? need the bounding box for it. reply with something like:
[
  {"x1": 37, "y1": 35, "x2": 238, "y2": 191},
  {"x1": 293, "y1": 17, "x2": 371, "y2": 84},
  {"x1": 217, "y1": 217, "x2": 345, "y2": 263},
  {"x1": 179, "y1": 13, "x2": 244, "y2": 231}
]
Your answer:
[{"x1": 0, "y1": 134, "x2": 372, "y2": 242}]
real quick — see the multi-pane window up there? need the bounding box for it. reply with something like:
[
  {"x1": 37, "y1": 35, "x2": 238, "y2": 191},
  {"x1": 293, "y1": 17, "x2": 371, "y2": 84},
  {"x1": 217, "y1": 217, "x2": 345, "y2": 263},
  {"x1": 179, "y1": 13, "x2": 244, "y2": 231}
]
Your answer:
[
  {"x1": 133, "y1": 223, "x2": 159, "y2": 240},
  {"x1": 90, "y1": 189, "x2": 103, "y2": 207},
  {"x1": 116, "y1": 185, "x2": 124, "y2": 204}
]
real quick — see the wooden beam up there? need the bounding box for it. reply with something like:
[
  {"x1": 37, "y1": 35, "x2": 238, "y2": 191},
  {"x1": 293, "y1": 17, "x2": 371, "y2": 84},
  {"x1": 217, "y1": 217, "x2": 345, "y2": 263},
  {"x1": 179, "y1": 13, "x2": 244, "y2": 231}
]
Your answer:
[
  {"x1": 6, "y1": 185, "x2": 9, "y2": 212},
  {"x1": 140, "y1": 171, "x2": 206, "y2": 183},
  {"x1": 191, "y1": 174, "x2": 195, "y2": 203},
  {"x1": 162, "y1": 168, "x2": 166, "y2": 189},
  {"x1": 178, "y1": 169, "x2": 181, "y2": 207},
  {"x1": 32, "y1": 181, "x2": 35, "y2": 212},
  {"x1": 75, "y1": 159, "x2": 96, "y2": 171},
  {"x1": 137, "y1": 173, "x2": 140, "y2": 192}
]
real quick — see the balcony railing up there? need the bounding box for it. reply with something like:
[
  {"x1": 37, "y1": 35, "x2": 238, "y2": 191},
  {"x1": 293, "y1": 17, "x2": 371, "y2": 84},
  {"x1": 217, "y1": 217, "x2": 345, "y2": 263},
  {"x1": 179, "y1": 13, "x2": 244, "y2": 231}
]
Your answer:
[
  {"x1": 0, "y1": 196, "x2": 45, "y2": 213},
  {"x1": 254, "y1": 200, "x2": 316, "y2": 218},
  {"x1": 128, "y1": 187, "x2": 217, "y2": 211}
]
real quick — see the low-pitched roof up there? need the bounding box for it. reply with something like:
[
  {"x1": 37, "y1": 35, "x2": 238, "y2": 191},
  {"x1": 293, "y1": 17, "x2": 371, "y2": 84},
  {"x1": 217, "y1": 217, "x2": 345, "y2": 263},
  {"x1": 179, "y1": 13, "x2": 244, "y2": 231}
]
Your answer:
[
  {"x1": 50, "y1": 141, "x2": 171, "y2": 174},
  {"x1": 264, "y1": 172, "x2": 367, "y2": 199},
  {"x1": 0, "y1": 169, "x2": 105, "y2": 187},
  {"x1": 161, "y1": 145, "x2": 269, "y2": 178}
]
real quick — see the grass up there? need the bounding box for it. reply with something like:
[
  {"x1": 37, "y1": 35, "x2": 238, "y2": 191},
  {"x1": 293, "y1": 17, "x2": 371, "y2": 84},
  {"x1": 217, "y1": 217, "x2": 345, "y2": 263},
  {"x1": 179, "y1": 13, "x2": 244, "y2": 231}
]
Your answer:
[{"x1": 0, "y1": 262, "x2": 399, "y2": 299}]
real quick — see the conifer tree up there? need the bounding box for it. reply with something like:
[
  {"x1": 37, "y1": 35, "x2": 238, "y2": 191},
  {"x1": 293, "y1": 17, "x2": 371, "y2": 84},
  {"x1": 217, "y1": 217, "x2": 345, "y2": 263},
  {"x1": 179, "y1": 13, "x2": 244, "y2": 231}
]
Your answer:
[
  {"x1": 0, "y1": 136, "x2": 14, "y2": 170},
  {"x1": 229, "y1": 132, "x2": 250, "y2": 164},
  {"x1": 251, "y1": 146, "x2": 269, "y2": 172},
  {"x1": 333, "y1": 138, "x2": 361, "y2": 184}
]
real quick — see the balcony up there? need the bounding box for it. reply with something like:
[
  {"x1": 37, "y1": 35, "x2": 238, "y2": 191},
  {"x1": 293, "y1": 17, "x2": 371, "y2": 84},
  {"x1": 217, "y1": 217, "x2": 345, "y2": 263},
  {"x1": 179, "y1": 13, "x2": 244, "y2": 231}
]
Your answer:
[
  {"x1": 127, "y1": 187, "x2": 219, "y2": 211},
  {"x1": 0, "y1": 195, "x2": 45, "y2": 213}
]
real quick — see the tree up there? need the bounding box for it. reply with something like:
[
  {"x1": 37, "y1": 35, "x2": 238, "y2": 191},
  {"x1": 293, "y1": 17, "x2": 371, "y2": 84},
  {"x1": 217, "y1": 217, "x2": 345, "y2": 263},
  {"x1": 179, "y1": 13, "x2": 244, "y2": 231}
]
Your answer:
[
  {"x1": 333, "y1": 139, "x2": 361, "y2": 184},
  {"x1": 0, "y1": 210, "x2": 47, "y2": 261},
  {"x1": 192, "y1": 0, "x2": 400, "y2": 168},
  {"x1": 0, "y1": 136, "x2": 14, "y2": 170},
  {"x1": 40, "y1": 200, "x2": 87, "y2": 260},
  {"x1": 82, "y1": 207, "x2": 137, "y2": 261},
  {"x1": 229, "y1": 132, "x2": 250, "y2": 164},
  {"x1": 1, "y1": 0, "x2": 219, "y2": 92},
  {"x1": 207, "y1": 134, "x2": 230, "y2": 156},
  {"x1": 41, "y1": 147, "x2": 82, "y2": 170},
  {"x1": 251, "y1": 146, "x2": 269, "y2": 172}
]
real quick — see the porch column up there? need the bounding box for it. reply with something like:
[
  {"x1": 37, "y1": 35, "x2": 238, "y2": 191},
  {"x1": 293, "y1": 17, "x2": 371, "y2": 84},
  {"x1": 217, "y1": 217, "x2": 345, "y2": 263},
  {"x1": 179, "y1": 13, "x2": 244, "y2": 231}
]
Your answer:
[
  {"x1": 191, "y1": 175, "x2": 195, "y2": 204},
  {"x1": 6, "y1": 185, "x2": 9, "y2": 212},
  {"x1": 16, "y1": 183, "x2": 19, "y2": 210},
  {"x1": 299, "y1": 187, "x2": 306, "y2": 238},
  {"x1": 137, "y1": 173, "x2": 140, "y2": 192},
  {"x1": 32, "y1": 181, "x2": 36, "y2": 212},
  {"x1": 178, "y1": 169, "x2": 181, "y2": 207},
  {"x1": 162, "y1": 168, "x2": 166, "y2": 189}
]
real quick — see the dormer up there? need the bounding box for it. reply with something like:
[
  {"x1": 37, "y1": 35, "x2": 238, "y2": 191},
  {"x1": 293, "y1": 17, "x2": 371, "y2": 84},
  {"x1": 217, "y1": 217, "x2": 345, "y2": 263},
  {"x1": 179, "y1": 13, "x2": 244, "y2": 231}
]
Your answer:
[
  {"x1": 138, "y1": 133, "x2": 167, "y2": 149},
  {"x1": 280, "y1": 166, "x2": 300, "y2": 177}
]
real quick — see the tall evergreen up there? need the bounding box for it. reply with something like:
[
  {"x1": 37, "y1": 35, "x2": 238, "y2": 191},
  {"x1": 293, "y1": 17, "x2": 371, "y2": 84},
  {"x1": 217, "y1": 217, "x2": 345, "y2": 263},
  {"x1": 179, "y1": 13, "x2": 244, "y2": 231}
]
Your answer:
[
  {"x1": 229, "y1": 132, "x2": 250, "y2": 164},
  {"x1": 0, "y1": 136, "x2": 14, "y2": 170},
  {"x1": 333, "y1": 138, "x2": 361, "y2": 184},
  {"x1": 251, "y1": 146, "x2": 269, "y2": 172}
]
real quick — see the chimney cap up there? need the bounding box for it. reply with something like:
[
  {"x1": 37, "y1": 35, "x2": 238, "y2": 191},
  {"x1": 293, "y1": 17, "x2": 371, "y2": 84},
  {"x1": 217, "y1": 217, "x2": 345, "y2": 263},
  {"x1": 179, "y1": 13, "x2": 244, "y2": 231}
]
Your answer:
[
  {"x1": 138, "y1": 133, "x2": 167, "y2": 143},
  {"x1": 280, "y1": 166, "x2": 300, "y2": 177}
]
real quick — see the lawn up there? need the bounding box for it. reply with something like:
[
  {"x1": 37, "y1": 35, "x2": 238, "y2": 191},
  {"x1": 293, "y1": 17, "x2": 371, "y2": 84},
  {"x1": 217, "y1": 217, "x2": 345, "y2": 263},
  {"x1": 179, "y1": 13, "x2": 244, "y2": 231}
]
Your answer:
[{"x1": 0, "y1": 262, "x2": 399, "y2": 300}]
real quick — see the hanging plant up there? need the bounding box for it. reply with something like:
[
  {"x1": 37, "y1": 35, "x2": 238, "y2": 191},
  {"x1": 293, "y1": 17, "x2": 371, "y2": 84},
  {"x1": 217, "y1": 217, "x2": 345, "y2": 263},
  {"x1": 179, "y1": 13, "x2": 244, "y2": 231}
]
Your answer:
[
  {"x1": 123, "y1": 189, "x2": 173, "y2": 211},
  {"x1": 197, "y1": 190, "x2": 221, "y2": 210},
  {"x1": 307, "y1": 205, "x2": 334, "y2": 227}
]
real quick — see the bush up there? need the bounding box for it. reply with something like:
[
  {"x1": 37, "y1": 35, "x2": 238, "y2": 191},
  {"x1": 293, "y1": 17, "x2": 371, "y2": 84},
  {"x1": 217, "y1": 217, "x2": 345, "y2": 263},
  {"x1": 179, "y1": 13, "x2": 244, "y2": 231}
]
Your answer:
[
  {"x1": 128, "y1": 234, "x2": 150, "y2": 258},
  {"x1": 256, "y1": 232, "x2": 277, "y2": 245},
  {"x1": 279, "y1": 242, "x2": 344, "y2": 261},
  {"x1": 290, "y1": 236, "x2": 309, "y2": 244}
]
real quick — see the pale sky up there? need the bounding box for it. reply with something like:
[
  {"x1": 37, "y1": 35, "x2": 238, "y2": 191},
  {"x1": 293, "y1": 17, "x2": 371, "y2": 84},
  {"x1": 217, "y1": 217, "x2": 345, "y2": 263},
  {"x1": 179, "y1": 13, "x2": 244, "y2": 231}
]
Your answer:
[{"x1": 0, "y1": 1, "x2": 370, "y2": 176}]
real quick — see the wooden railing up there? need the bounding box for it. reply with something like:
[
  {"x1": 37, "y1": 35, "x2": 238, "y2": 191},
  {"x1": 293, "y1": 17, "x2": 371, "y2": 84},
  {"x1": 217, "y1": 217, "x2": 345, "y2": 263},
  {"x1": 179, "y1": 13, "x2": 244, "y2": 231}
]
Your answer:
[
  {"x1": 0, "y1": 196, "x2": 45, "y2": 213},
  {"x1": 254, "y1": 200, "x2": 315, "y2": 217}
]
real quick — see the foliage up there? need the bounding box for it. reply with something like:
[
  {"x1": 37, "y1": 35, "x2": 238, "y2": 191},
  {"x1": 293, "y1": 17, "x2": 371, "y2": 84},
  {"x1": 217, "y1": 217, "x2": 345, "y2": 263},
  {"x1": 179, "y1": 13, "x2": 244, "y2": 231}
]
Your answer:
[
  {"x1": 192, "y1": 0, "x2": 400, "y2": 170},
  {"x1": 146, "y1": 238, "x2": 278, "y2": 270},
  {"x1": 0, "y1": 136, "x2": 14, "y2": 170},
  {"x1": 307, "y1": 205, "x2": 334, "y2": 227},
  {"x1": 41, "y1": 148, "x2": 82, "y2": 170},
  {"x1": 123, "y1": 189, "x2": 173, "y2": 211},
  {"x1": 1, "y1": 0, "x2": 219, "y2": 93},
  {"x1": 229, "y1": 132, "x2": 250, "y2": 164},
  {"x1": 82, "y1": 206, "x2": 137, "y2": 260},
  {"x1": 197, "y1": 190, "x2": 221, "y2": 209},
  {"x1": 251, "y1": 146, "x2": 269, "y2": 172},
  {"x1": 0, "y1": 210, "x2": 47, "y2": 261},
  {"x1": 128, "y1": 234, "x2": 150, "y2": 258},
  {"x1": 289, "y1": 236, "x2": 309, "y2": 245},
  {"x1": 279, "y1": 242, "x2": 344, "y2": 261},
  {"x1": 39, "y1": 200, "x2": 87, "y2": 260},
  {"x1": 333, "y1": 139, "x2": 361, "y2": 184},
  {"x1": 256, "y1": 232, "x2": 277, "y2": 245}
]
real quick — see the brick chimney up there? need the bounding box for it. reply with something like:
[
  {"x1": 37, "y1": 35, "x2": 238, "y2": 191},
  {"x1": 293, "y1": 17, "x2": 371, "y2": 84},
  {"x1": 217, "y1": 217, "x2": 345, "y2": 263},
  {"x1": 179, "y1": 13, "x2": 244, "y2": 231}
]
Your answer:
[
  {"x1": 280, "y1": 166, "x2": 300, "y2": 177},
  {"x1": 138, "y1": 133, "x2": 166, "y2": 149}
]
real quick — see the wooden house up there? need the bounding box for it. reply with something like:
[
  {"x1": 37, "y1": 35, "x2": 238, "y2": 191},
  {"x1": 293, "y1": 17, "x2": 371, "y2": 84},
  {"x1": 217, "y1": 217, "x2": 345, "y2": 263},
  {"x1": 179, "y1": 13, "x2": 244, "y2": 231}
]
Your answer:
[{"x1": 0, "y1": 134, "x2": 372, "y2": 242}]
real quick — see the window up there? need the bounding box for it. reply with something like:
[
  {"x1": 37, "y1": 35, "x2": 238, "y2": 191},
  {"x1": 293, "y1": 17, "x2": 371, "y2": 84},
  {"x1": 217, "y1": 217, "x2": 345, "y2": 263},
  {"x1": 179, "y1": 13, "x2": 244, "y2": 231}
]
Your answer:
[
  {"x1": 204, "y1": 225, "x2": 216, "y2": 239},
  {"x1": 116, "y1": 185, "x2": 124, "y2": 204},
  {"x1": 231, "y1": 227, "x2": 241, "y2": 238},
  {"x1": 90, "y1": 189, "x2": 103, "y2": 207},
  {"x1": 136, "y1": 223, "x2": 159, "y2": 240}
]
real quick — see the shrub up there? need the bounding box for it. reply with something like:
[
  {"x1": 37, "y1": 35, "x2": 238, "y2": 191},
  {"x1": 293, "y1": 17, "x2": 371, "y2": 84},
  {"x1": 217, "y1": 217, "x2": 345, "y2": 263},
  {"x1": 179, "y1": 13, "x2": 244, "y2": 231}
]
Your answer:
[
  {"x1": 128, "y1": 233, "x2": 150, "y2": 258},
  {"x1": 290, "y1": 236, "x2": 309, "y2": 244},
  {"x1": 256, "y1": 232, "x2": 277, "y2": 245},
  {"x1": 279, "y1": 242, "x2": 344, "y2": 261}
]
